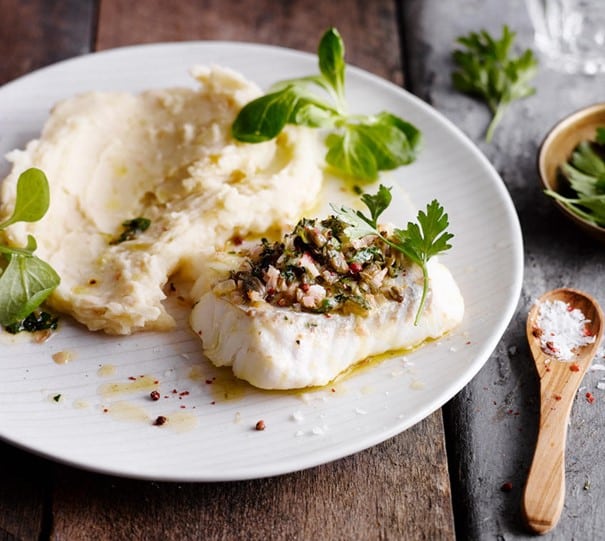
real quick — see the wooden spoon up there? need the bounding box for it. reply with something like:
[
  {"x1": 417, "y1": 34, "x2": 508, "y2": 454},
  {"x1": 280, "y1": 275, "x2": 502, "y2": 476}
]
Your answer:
[{"x1": 522, "y1": 288, "x2": 604, "y2": 534}]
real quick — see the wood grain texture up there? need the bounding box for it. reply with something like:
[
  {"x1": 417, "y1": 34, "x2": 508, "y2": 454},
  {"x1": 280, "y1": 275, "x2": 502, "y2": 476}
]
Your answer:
[
  {"x1": 0, "y1": 2, "x2": 95, "y2": 540},
  {"x1": 44, "y1": 1, "x2": 453, "y2": 539},
  {"x1": 0, "y1": 0, "x2": 96, "y2": 85},
  {"x1": 523, "y1": 289, "x2": 604, "y2": 534},
  {"x1": 95, "y1": 0, "x2": 403, "y2": 84},
  {"x1": 0, "y1": 442, "x2": 50, "y2": 541},
  {"x1": 51, "y1": 414, "x2": 453, "y2": 541},
  {"x1": 0, "y1": 1, "x2": 455, "y2": 539}
]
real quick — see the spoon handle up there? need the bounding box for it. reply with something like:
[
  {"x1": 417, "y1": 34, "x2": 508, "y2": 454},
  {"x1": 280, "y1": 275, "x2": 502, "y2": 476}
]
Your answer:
[{"x1": 522, "y1": 376, "x2": 576, "y2": 534}]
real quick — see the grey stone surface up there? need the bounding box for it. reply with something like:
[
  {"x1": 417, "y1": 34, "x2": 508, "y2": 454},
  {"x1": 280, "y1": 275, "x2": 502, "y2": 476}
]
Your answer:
[{"x1": 403, "y1": 0, "x2": 605, "y2": 538}]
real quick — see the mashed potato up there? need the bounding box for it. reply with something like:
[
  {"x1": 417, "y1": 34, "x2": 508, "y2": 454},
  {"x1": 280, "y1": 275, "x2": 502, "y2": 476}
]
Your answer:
[{"x1": 0, "y1": 66, "x2": 323, "y2": 334}]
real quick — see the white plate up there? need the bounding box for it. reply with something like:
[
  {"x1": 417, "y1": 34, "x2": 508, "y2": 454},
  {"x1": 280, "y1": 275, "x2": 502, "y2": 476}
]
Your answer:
[{"x1": 0, "y1": 42, "x2": 523, "y2": 481}]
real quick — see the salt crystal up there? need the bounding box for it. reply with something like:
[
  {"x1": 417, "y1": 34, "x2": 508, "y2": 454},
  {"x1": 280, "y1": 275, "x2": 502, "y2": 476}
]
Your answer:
[
  {"x1": 535, "y1": 300, "x2": 595, "y2": 361},
  {"x1": 597, "y1": 381, "x2": 605, "y2": 390},
  {"x1": 591, "y1": 363, "x2": 605, "y2": 371},
  {"x1": 355, "y1": 407, "x2": 368, "y2": 415},
  {"x1": 401, "y1": 357, "x2": 414, "y2": 368},
  {"x1": 291, "y1": 410, "x2": 304, "y2": 422},
  {"x1": 299, "y1": 393, "x2": 312, "y2": 404}
]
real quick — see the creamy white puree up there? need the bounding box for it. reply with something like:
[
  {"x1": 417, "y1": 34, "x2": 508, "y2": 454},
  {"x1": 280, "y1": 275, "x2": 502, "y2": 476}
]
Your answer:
[{"x1": 0, "y1": 66, "x2": 323, "y2": 334}]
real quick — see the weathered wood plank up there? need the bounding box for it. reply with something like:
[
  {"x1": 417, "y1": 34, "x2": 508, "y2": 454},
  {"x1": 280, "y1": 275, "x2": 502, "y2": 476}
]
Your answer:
[
  {"x1": 0, "y1": 442, "x2": 50, "y2": 541},
  {"x1": 0, "y1": 1, "x2": 95, "y2": 539},
  {"x1": 51, "y1": 414, "x2": 453, "y2": 541},
  {"x1": 95, "y1": 0, "x2": 403, "y2": 85},
  {"x1": 44, "y1": 0, "x2": 455, "y2": 539},
  {"x1": 403, "y1": 0, "x2": 605, "y2": 539},
  {"x1": 0, "y1": 0, "x2": 96, "y2": 85}
]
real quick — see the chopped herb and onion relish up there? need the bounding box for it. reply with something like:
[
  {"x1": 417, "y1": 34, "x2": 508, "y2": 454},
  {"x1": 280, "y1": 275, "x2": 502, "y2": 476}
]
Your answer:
[
  {"x1": 214, "y1": 185, "x2": 453, "y2": 324},
  {"x1": 4, "y1": 310, "x2": 58, "y2": 334},
  {"x1": 222, "y1": 215, "x2": 409, "y2": 317}
]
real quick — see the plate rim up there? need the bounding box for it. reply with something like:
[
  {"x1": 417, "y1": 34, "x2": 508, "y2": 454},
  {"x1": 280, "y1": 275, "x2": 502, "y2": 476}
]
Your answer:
[{"x1": 0, "y1": 40, "x2": 524, "y2": 482}]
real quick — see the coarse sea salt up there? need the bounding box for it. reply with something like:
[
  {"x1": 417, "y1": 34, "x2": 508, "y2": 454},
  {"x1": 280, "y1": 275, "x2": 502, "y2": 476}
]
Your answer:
[{"x1": 535, "y1": 299, "x2": 595, "y2": 361}]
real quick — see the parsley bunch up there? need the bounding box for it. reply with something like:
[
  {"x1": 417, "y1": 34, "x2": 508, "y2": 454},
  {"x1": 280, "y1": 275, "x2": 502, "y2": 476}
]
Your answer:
[
  {"x1": 452, "y1": 25, "x2": 538, "y2": 142},
  {"x1": 333, "y1": 185, "x2": 453, "y2": 324},
  {"x1": 232, "y1": 28, "x2": 421, "y2": 181},
  {"x1": 0, "y1": 168, "x2": 60, "y2": 326},
  {"x1": 546, "y1": 128, "x2": 605, "y2": 226}
]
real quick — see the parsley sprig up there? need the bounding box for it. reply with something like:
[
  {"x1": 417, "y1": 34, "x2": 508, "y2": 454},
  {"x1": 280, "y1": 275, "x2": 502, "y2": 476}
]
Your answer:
[
  {"x1": 232, "y1": 28, "x2": 421, "y2": 181},
  {"x1": 0, "y1": 168, "x2": 60, "y2": 326},
  {"x1": 452, "y1": 25, "x2": 538, "y2": 142},
  {"x1": 545, "y1": 128, "x2": 605, "y2": 226},
  {"x1": 332, "y1": 185, "x2": 453, "y2": 324}
]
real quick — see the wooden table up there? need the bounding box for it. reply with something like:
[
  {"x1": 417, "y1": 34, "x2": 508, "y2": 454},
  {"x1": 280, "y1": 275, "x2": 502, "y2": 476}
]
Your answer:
[{"x1": 1, "y1": 0, "x2": 604, "y2": 539}]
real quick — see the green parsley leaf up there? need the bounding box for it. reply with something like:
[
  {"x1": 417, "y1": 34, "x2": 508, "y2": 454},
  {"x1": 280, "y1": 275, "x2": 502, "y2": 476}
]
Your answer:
[
  {"x1": 0, "y1": 169, "x2": 60, "y2": 326},
  {"x1": 329, "y1": 185, "x2": 393, "y2": 238},
  {"x1": 546, "y1": 130, "x2": 605, "y2": 226},
  {"x1": 333, "y1": 185, "x2": 453, "y2": 324},
  {"x1": 452, "y1": 25, "x2": 538, "y2": 142},
  {"x1": 328, "y1": 204, "x2": 376, "y2": 239},
  {"x1": 546, "y1": 190, "x2": 605, "y2": 226},
  {"x1": 360, "y1": 184, "x2": 392, "y2": 227},
  {"x1": 394, "y1": 200, "x2": 454, "y2": 263},
  {"x1": 232, "y1": 28, "x2": 421, "y2": 181},
  {"x1": 110, "y1": 217, "x2": 151, "y2": 245}
]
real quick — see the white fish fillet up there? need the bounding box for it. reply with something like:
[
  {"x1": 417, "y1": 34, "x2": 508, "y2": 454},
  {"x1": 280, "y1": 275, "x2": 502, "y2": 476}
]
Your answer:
[{"x1": 190, "y1": 260, "x2": 464, "y2": 389}]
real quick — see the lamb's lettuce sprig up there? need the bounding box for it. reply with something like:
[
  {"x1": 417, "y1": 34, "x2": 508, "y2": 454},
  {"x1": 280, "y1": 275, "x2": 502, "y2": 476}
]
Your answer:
[
  {"x1": 0, "y1": 168, "x2": 60, "y2": 326},
  {"x1": 232, "y1": 28, "x2": 421, "y2": 182}
]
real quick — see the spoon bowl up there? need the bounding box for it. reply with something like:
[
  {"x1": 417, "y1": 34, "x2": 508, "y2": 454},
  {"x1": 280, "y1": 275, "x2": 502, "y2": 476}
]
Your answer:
[{"x1": 522, "y1": 288, "x2": 603, "y2": 534}]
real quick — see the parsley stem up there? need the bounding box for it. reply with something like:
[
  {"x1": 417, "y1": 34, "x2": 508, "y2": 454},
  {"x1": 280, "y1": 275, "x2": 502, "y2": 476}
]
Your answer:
[
  {"x1": 414, "y1": 264, "x2": 430, "y2": 326},
  {"x1": 486, "y1": 104, "x2": 505, "y2": 143},
  {"x1": 377, "y1": 233, "x2": 429, "y2": 325}
]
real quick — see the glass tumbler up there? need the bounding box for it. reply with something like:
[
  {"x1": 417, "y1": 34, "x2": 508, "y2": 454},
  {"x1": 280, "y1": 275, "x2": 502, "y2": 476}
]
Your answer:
[{"x1": 525, "y1": 0, "x2": 605, "y2": 74}]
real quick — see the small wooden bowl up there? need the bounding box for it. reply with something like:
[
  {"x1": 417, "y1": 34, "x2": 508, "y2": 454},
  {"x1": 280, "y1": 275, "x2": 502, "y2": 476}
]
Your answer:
[{"x1": 538, "y1": 103, "x2": 605, "y2": 243}]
